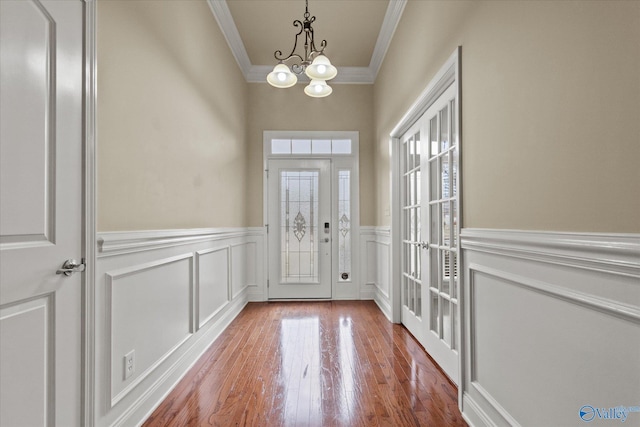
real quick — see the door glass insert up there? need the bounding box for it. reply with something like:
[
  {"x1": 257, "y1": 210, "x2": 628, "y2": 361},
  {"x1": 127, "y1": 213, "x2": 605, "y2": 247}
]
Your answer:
[
  {"x1": 338, "y1": 170, "x2": 351, "y2": 281},
  {"x1": 281, "y1": 171, "x2": 319, "y2": 283}
]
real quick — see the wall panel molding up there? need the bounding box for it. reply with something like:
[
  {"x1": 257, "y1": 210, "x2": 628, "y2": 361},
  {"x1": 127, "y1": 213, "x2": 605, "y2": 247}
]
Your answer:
[
  {"x1": 94, "y1": 227, "x2": 264, "y2": 426},
  {"x1": 461, "y1": 228, "x2": 640, "y2": 427},
  {"x1": 360, "y1": 227, "x2": 391, "y2": 319}
]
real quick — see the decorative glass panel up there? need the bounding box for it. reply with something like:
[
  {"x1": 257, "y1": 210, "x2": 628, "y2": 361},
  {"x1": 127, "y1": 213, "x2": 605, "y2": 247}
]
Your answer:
[
  {"x1": 338, "y1": 170, "x2": 351, "y2": 281},
  {"x1": 415, "y1": 282, "x2": 422, "y2": 318},
  {"x1": 331, "y1": 139, "x2": 351, "y2": 154},
  {"x1": 291, "y1": 139, "x2": 312, "y2": 154},
  {"x1": 272, "y1": 139, "x2": 291, "y2": 154},
  {"x1": 280, "y1": 171, "x2": 319, "y2": 282}
]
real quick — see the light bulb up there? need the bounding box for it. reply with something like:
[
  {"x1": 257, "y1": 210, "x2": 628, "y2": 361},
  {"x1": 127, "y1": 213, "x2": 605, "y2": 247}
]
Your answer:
[
  {"x1": 317, "y1": 64, "x2": 327, "y2": 74},
  {"x1": 277, "y1": 72, "x2": 287, "y2": 82},
  {"x1": 315, "y1": 84, "x2": 322, "y2": 93}
]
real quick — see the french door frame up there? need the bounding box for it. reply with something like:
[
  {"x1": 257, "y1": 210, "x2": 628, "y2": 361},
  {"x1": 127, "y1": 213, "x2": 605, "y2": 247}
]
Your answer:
[
  {"x1": 390, "y1": 47, "x2": 462, "y2": 399},
  {"x1": 263, "y1": 131, "x2": 360, "y2": 300}
]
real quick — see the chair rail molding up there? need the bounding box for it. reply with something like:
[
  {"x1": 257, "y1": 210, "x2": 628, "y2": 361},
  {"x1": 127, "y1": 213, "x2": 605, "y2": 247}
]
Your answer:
[
  {"x1": 460, "y1": 228, "x2": 640, "y2": 427},
  {"x1": 93, "y1": 227, "x2": 265, "y2": 426}
]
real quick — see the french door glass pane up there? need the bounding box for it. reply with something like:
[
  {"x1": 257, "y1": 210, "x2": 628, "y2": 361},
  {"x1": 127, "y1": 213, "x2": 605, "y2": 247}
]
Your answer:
[
  {"x1": 440, "y1": 153, "x2": 449, "y2": 199},
  {"x1": 440, "y1": 106, "x2": 449, "y2": 152},
  {"x1": 430, "y1": 290, "x2": 439, "y2": 334},
  {"x1": 280, "y1": 171, "x2": 319, "y2": 282},
  {"x1": 441, "y1": 202, "x2": 450, "y2": 247},
  {"x1": 430, "y1": 204, "x2": 438, "y2": 247},
  {"x1": 430, "y1": 116, "x2": 438, "y2": 157},
  {"x1": 443, "y1": 299, "x2": 451, "y2": 345}
]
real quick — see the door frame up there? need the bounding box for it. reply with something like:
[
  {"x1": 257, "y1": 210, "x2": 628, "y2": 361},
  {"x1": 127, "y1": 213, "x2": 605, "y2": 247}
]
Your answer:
[
  {"x1": 263, "y1": 131, "x2": 360, "y2": 300},
  {"x1": 82, "y1": 1, "x2": 97, "y2": 425},
  {"x1": 390, "y1": 47, "x2": 462, "y2": 401}
]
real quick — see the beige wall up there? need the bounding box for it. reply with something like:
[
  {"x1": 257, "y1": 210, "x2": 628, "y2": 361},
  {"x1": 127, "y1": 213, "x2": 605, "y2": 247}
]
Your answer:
[
  {"x1": 98, "y1": 0, "x2": 248, "y2": 231},
  {"x1": 246, "y1": 84, "x2": 375, "y2": 226},
  {"x1": 375, "y1": 0, "x2": 640, "y2": 232}
]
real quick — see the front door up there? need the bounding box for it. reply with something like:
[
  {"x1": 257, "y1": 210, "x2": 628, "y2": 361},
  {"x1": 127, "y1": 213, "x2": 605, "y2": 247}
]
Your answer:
[
  {"x1": 0, "y1": 1, "x2": 84, "y2": 425},
  {"x1": 267, "y1": 159, "x2": 332, "y2": 299}
]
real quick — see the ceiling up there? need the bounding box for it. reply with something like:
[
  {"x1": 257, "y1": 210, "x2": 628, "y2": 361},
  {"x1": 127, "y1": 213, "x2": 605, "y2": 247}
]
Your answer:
[{"x1": 207, "y1": 0, "x2": 407, "y2": 84}]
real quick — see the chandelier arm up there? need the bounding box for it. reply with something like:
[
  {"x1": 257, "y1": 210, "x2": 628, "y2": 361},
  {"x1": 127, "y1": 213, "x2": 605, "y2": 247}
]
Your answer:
[{"x1": 274, "y1": 20, "x2": 304, "y2": 63}]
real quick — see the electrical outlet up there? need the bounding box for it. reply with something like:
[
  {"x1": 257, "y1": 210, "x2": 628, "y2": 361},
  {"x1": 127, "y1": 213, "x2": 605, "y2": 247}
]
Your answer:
[{"x1": 124, "y1": 350, "x2": 135, "y2": 380}]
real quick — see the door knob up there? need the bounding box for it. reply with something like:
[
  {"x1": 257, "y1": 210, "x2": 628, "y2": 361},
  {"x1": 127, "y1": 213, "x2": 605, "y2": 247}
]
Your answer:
[{"x1": 56, "y1": 259, "x2": 85, "y2": 276}]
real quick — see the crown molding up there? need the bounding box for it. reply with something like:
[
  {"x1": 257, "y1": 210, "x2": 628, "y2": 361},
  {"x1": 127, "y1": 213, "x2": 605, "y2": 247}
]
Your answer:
[
  {"x1": 369, "y1": 0, "x2": 407, "y2": 76},
  {"x1": 209, "y1": 0, "x2": 406, "y2": 85},
  {"x1": 206, "y1": 0, "x2": 252, "y2": 75}
]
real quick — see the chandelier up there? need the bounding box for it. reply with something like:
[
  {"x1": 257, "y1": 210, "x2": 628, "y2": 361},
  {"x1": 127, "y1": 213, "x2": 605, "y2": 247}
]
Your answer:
[{"x1": 266, "y1": 0, "x2": 337, "y2": 97}]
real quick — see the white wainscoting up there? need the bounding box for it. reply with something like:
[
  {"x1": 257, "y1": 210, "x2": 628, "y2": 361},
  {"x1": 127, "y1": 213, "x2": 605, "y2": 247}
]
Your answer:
[
  {"x1": 94, "y1": 227, "x2": 265, "y2": 427},
  {"x1": 460, "y1": 229, "x2": 640, "y2": 427},
  {"x1": 360, "y1": 227, "x2": 392, "y2": 319}
]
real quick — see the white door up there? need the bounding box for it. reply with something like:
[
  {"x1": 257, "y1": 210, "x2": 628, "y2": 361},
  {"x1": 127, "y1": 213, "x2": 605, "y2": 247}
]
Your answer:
[
  {"x1": 0, "y1": 1, "x2": 84, "y2": 425},
  {"x1": 400, "y1": 120, "x2": 426, "y2": 341},
  {"x1": 267, "y1": 159, "x2": 332, "y2": 299},
  {"x1": 421, "y1": 83, "x2": 459, "y2": 383}
]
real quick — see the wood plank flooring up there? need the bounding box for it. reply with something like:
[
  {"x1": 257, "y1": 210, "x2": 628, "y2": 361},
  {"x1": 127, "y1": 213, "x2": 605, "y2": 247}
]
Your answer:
[{"x1": 143, "y1": 301, "x2": 467, "y2": 426}]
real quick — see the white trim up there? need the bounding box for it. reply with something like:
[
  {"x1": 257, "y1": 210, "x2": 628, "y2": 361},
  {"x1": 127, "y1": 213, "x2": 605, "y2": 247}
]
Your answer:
[
  {"x1": 369, "y1": 0, "x2": 407, "y2": 77},
  {"x1": 206, "y1": 0, "x2": 252, "y2": 76},
  {"x1": 82, "y1": 1, "x2": 97, "y2": 425},
  {"x1": 390, "y1": 48, "x2": 459, "y2": 138},
  {"x1": 461, "y1": 228, "x2": 640, "y2": 278},
  {"x1": 208, "y1": 0, "x2": 406, "y2": 84},
  {"x1": 461, "y1": 229, "x2": 640, "y2": 427},
  {"x1": 98, "y1": 227, "x2": 264, "y2": 257},
  {"x1": 111, "y1": 291, "x2": 248, "y2": 427}
]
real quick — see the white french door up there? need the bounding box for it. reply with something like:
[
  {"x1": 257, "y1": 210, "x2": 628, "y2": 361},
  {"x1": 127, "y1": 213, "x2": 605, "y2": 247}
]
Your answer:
[
  {"x1": 267, "y1": 159, "x2": 332, "y2": 299},
  {"x1": 423, "y1": 83, "x2": 459, "y2": 383},
  {"x1": 400, "y1": 83, "x2": 460, "y2": 384},
  {"x1": 400, "y1": 121, "x2": 425, "y2": 340}
]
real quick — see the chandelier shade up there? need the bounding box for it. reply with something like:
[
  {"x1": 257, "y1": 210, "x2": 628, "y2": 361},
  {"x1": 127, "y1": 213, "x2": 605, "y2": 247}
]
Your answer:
[
  {"x1": 304, "y1": 79, "x2": 332, "y2": 98},
  {"x1": 305, "y1": 55, "x2": 337, "y2": 80},
  {"x1": 267, "y1": 63, "x2": 298, "y2": 88},
  {"x1": 266, "y1": 0, "x2": 336, "y2": 97}
]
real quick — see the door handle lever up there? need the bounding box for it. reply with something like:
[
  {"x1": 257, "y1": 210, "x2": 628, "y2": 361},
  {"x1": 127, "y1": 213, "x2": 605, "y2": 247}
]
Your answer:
[{"x1": 56, "y1": 259, "x2": 85, "y2": 276}]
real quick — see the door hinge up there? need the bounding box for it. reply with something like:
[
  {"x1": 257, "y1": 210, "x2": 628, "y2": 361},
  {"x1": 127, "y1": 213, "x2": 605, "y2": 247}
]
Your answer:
[
  {"x1": 267, "y1": 279, "x2": 270, "y2": 288},
  {"x1": 265, "y1": 169, "x2": 269, "y2": 178},
  {"x1": 265, "y1": 224, "x2": 269, "y2": 233}
]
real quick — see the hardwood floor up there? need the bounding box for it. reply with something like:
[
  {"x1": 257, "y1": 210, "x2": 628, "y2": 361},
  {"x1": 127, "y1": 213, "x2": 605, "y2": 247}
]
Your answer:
[{"x1": 143, "y1": 301, "x2": 467, "y2": 426}]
